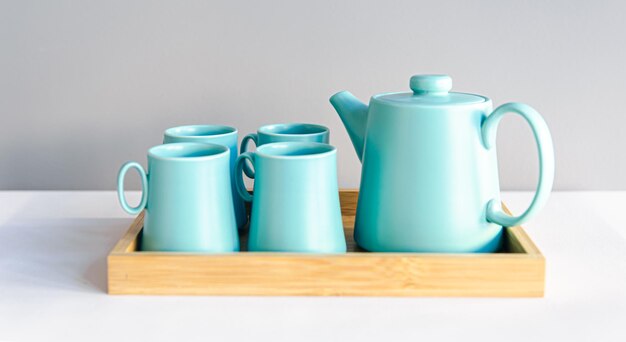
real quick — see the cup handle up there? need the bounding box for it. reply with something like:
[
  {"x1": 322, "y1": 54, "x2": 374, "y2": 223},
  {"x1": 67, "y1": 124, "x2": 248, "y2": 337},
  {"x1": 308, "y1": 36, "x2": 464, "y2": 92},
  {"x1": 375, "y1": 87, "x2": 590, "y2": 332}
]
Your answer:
[
  {"x1": 235, "y1": 152, "x2": 255, "y2": 203},
  {"x1": 239, "y1": 133, "x2": 258, "y2": 178},
  {"x1": 481, "y1": 102, "x2": 555, "y2": 227},
  {"x1": 117, "y1": 161, "x2": 149, "y2": 215}
]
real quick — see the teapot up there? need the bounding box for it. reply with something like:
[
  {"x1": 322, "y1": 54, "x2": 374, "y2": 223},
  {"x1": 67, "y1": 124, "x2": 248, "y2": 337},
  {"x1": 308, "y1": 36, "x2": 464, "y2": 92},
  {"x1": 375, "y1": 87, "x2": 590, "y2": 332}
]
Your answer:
[{"x1": 330, "y1": 75, "x2": 554, "y2": 252}]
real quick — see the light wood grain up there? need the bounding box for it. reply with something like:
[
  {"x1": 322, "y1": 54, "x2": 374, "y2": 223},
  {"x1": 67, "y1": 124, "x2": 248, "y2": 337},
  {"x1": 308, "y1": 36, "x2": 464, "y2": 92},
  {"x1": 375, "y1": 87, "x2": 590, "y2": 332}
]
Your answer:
[
  {"x1": 108, "y1": 190, "x2": 545, "y2": 297},
  {"x1": 111, "y1": 210, "x2": 143, "y2": 253},
  {"x1": 501, "y1": 204, "x2": 542, "y2": 255}
]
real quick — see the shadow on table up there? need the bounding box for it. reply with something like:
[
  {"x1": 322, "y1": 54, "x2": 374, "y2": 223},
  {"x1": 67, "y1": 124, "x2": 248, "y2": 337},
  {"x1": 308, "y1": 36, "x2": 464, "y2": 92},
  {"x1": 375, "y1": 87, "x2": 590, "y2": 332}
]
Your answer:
[{"x1": 0, "y1": 216, "x2": 131, "y2": 294}]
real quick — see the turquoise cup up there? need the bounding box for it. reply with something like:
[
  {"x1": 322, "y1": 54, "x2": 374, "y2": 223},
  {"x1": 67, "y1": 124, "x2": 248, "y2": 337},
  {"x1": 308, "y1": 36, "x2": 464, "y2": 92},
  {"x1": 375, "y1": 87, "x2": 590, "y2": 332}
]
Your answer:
[
  {"x1": 240, "y1": 123, "x2": 329, "y2": 178},
  {"x1": 235, "y1": 142, "x2": 346, "y2": 253},
  {"x1": 163, "y1": 125, "x2": 247, "y2": 230},
  {"x1": 117, "y1": 142, "x2": 239, "y2": 252}
]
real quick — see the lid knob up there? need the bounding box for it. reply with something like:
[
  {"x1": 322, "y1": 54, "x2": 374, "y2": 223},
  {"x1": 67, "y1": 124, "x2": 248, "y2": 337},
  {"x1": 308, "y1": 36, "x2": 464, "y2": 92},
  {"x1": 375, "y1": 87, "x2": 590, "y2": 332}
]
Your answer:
[{"x1": 410, "y1": 75, "x2": 452, "y2": 95}]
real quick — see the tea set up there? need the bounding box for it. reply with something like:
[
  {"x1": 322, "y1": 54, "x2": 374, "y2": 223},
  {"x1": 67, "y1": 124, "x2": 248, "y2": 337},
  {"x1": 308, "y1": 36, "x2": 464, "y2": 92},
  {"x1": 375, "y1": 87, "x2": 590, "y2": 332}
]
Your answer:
[{"x1": 117, "y1": 74, "x2": 554, "y2": 254}]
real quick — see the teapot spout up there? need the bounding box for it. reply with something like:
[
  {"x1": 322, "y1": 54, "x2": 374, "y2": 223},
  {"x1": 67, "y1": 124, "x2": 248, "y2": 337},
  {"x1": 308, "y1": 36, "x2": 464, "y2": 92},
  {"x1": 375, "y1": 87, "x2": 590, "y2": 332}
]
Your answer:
[{"x1": 329, "y1": 91, "x2": 368, "y2": 161}]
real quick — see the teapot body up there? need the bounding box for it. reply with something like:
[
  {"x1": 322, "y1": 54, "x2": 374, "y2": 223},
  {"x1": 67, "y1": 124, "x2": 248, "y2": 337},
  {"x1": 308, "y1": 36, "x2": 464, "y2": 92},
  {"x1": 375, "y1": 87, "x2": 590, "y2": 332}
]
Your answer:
[
  {"x1": 355, "y1": 98, "x2": 503, "y2": 252},
  {"x1": 331, "y1": 74, "x2": 554, "y2": 253}
]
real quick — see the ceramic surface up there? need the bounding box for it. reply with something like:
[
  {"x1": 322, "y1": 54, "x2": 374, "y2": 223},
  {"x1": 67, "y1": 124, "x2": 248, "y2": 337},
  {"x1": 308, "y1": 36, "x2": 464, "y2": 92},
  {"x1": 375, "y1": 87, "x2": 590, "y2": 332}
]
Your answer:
[
  {"x1": 117, "y1": 142, "x2": 239, "y2": 252},
  {"x1": 235, "y1": 142, "x2": 346, "y2": 253},
  {"x1": 239, "y1": 123, "x2": 329, "y2": 178},
  {"x1": 330, "y1": 74, "x2": 554, "y2": 253},
  {"x1": 163, "y1": 125, "x2": 247, "y2": 229}
]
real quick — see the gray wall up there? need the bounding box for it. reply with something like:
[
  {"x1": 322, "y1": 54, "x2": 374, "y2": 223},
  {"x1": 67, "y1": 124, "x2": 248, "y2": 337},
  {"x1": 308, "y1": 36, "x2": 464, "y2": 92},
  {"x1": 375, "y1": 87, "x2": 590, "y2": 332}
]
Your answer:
[{"x1": 1, "y1": 0, "x2": 623, "y2": 190}]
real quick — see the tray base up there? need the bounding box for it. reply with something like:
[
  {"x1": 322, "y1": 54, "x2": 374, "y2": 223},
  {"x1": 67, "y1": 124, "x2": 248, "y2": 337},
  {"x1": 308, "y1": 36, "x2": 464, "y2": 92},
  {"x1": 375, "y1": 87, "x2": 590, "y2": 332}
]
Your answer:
[{"x1": 108, "y1": 190, "x2": 545, "y2": 297}]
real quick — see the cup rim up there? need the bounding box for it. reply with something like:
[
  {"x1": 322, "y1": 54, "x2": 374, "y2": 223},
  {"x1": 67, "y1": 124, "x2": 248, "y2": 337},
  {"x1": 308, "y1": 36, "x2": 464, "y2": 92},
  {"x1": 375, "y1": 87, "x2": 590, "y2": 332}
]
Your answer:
[
  {"x1": 164, "y1": 125, "x2": 238, "y2": 139},
  {"x1": 258, "y1": 123, "x2": 328, "y2": 137},
  {"x1": 255, "y1": 142, "x2": 336, "y2": 159},
  {"x1": 148, "y1": 142, "x2": 229, "y2": 161}
]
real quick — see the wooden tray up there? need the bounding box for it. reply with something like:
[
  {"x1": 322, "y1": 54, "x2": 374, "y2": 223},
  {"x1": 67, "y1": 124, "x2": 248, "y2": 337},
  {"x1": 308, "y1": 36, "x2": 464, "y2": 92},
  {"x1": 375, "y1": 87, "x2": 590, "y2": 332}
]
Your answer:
[{"x1": 108, "y1": 190, "x2": 545, "y2": 297}]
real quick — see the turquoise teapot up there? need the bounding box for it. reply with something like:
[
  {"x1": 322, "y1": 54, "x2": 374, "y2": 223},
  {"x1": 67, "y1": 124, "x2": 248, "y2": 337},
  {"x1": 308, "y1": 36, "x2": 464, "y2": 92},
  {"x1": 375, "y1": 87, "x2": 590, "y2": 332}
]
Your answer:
[{"x1": 330, "y1": 75, "x2": 554, "y2": 253}]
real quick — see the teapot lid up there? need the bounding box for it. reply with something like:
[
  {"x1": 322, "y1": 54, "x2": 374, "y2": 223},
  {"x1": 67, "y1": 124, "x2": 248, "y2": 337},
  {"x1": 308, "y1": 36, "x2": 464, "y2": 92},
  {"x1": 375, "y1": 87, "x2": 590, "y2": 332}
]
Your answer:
[{"x1": 373, "y1": 75, "x2": 488, "y2": 106}]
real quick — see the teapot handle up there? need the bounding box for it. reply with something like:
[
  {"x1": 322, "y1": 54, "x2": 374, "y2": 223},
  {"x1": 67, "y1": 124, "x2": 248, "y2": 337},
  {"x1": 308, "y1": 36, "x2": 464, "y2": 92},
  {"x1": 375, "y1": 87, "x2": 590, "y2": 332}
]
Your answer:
[{"x1": 481, "y1": 103, "x2": 554, "y2": 227}]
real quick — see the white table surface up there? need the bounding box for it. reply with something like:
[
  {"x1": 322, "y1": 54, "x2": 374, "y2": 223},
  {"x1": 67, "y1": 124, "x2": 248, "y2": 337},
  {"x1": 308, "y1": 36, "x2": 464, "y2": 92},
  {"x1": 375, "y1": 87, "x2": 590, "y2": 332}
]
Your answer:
[{"x1": 0, "y1": 191, "x2": 625, "y2": 341}]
